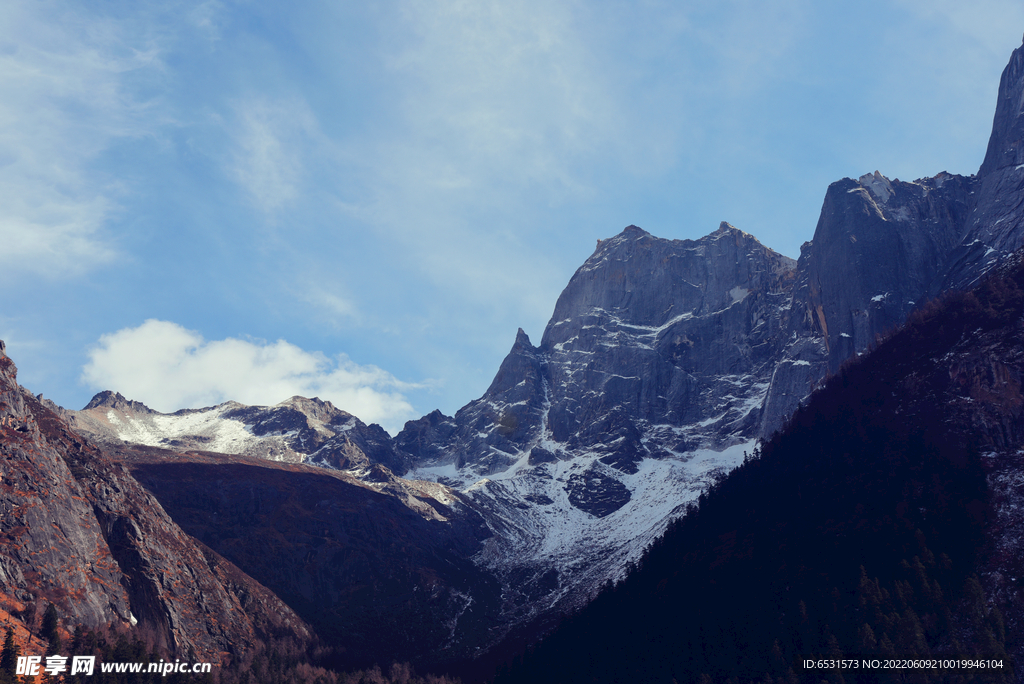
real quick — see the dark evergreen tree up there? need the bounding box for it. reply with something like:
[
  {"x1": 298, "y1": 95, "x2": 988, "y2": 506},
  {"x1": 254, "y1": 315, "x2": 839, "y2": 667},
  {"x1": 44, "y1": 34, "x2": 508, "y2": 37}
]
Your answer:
[
  {"x1": 41, "y1": 604, "x2": 60, "y2": 656},
  {"x1": 0, "y1": 627, "x2": 18, "y2": 684}
]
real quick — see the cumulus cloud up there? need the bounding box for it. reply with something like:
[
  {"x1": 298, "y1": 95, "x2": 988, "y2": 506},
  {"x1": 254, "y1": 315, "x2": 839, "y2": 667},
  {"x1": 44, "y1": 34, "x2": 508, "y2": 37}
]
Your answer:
[{"x1": 82, "y1": 319, "x2": 417, "y2": 433}]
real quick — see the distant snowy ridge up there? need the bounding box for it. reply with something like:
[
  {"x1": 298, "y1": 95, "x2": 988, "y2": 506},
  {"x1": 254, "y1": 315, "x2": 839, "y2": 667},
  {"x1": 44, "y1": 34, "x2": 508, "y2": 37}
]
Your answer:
[{"x1": 68, "y1": 391, "x2": 409, "y2": 473}]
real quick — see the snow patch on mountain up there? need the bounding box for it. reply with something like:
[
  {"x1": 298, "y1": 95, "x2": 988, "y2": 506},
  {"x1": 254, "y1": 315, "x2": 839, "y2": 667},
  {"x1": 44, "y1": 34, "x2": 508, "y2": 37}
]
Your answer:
[
  {"x1": 409, "y1": 440, "x2": 753, "y2": 625},
  {"x1": 104, "y1": 403, "x2": 265, "y2": 454}
]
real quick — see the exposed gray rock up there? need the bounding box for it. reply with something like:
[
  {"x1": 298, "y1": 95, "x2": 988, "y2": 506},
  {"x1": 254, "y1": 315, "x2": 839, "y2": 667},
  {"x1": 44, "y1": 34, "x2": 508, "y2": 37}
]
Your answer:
[
  {"x1": 564, "y1": 465, "x2": 632, "y2": 518},
  {"x1": 760, "y1": 170, "x2": 976, "y2": 437},
  {"x1": 979, "y1": 37, "x2": 1024, "y2": 179},
  {"x1": 402, "y1": 223, "x2": 796, "y2": 481}
]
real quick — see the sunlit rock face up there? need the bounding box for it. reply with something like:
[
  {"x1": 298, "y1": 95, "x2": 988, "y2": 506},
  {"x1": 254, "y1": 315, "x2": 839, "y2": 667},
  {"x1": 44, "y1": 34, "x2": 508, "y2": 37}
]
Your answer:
[{"x1": 0, "y1": 341, "x2": 312, "y2": 662}]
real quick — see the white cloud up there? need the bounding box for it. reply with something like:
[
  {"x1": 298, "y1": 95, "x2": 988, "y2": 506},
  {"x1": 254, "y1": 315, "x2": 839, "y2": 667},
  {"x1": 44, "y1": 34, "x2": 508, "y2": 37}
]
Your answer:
[{"x1": 82, "y1": 319, "x2": 417, "y2": 433}]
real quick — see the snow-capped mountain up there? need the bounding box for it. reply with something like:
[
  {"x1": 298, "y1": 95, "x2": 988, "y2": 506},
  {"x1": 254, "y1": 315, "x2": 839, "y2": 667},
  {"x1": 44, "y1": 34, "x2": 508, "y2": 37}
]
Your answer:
[
  {"x1": 397, "y1": 223, "x2": 794, "y2": 633},
  {"x1": 59, "y1": 33, "x2": 1024, "y2": 673},
  {"x1": 68, "y1": 390, "x2": 408, "y2": 472}
]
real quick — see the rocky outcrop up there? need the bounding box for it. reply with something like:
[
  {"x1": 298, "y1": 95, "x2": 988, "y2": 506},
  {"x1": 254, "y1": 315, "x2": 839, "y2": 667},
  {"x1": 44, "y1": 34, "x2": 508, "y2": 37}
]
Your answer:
[
  {"x1": 939, "y1": 39, "x2": 1024, "y2": 292},
  {"x1": 403, "y1": 223, "x2": 795, "y2": 479},
  {"x1": 979, "y1": 37, "x2": 1024, "y2": 179},
  {"x1": 83, "y1": 390, "x2": 156, "y2": 414},
  {"x1": 0, "y1": 343, "x2": 312, "y2": 662},
  {"x1": 761, "y1": 40, "x2": 1024, "y2": 438}
]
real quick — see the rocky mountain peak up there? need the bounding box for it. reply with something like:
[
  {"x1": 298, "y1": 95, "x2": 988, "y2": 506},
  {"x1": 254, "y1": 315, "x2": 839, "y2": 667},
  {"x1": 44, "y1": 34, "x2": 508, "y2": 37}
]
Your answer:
[
  {"x1": 0, "y1": 339, "x2": 6, "y2": 358},
  {"x1": 275, "y1": 395, "x2": 351, "y2": 425},
  {"x1": 513, "y1": 327, "x2": 534, "y2": 350},
  {"x1": 856, "y1": 170, "x2": 894, "y2": 203},
  {"x1": 979, "y1": 35, "x2": 1024, "y2": 177},
  {"x1": 83, "y1": 390, "x2": 155, "y2": 414},
  {"x1": 544, "y1": 222, "x2": 794, "y2": 343}
]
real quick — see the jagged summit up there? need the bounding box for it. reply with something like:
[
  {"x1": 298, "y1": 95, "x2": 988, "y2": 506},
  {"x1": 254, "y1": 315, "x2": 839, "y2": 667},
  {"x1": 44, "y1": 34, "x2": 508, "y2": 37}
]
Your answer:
[
  {"x1": 855, "y1": 170, "x2": 894, "y2": 203},
  {"x1": 712, "y1": 220, "x2": 745, "y2": 236},
  {"x1": 979, "y1": 35, "x2": 1024, "y2": 177},
  {"x1": 513, "y1": 327, "x2": 534, "y2": 349},
  {"x1": 274, "y1": 395, "x2": 353, "y2": 424},
  {"x1": 84, "y1": 390, "x2": 156, "y2": 414}
]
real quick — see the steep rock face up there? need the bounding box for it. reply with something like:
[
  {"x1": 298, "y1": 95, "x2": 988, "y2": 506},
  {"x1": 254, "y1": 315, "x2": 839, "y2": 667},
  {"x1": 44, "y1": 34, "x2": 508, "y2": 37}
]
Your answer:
[
  {"x1": 0, "y1": 345, "x2": 134, "y2": 633},
  {"x1": 0, "y1": 342, "x2": 312, "y2": 661},
  {"x1": 396, "y1": 39, "x2": 1024, "y2": 655},
  {"x1": 979, "y1": 36, "x2": 1024, "y2": 179},
  {"x1": 803, "y1": 172, "x2": 971, "y2": 366},
  {"x1": 540, "y1": 224, "x2": 796, "y2": 457},
  {"x1": 759, "y1": 171, "x2": 975, "y2": 436},
  {"x1": 69, "y1": 394, "x2": 409, "y2": 474},
  {"x1": 404, "y1": 224, "x2": 795, "y2": 479},
  {"x1": 761, "y1": 40, "x2": 1024, "y2": 437},
  {"x1": 940, "y1": 39, "x2": 1024, "y2": 292},
  {"x1": 399, "y1": 225, "x2": 796, "y2": 647}
]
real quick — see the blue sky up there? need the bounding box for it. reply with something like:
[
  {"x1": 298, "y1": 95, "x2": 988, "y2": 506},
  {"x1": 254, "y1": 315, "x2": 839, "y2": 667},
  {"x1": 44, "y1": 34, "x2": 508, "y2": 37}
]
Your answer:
[{"x1": 2, "y1": 0, "x2": 1022, "y2": 434}]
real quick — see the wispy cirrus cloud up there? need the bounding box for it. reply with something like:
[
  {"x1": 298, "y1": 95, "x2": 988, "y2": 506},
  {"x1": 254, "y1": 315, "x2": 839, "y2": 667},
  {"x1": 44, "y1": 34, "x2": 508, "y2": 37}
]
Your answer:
[
  {"x1": 0, "y1": 1, "x2": 168, "y2": 277},
  {"x1": 82, "y1": 319, "x2": 417, "y2": 433},
  {"x1": 227, "y1": 97, "x2": 322, "y2": 216}
]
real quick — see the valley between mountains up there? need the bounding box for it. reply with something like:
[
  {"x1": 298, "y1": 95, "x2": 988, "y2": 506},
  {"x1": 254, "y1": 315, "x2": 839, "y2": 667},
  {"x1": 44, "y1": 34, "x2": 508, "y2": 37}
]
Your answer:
[{"x1": 4, "y1": 32, "x2": 1024, "y2": 684}]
